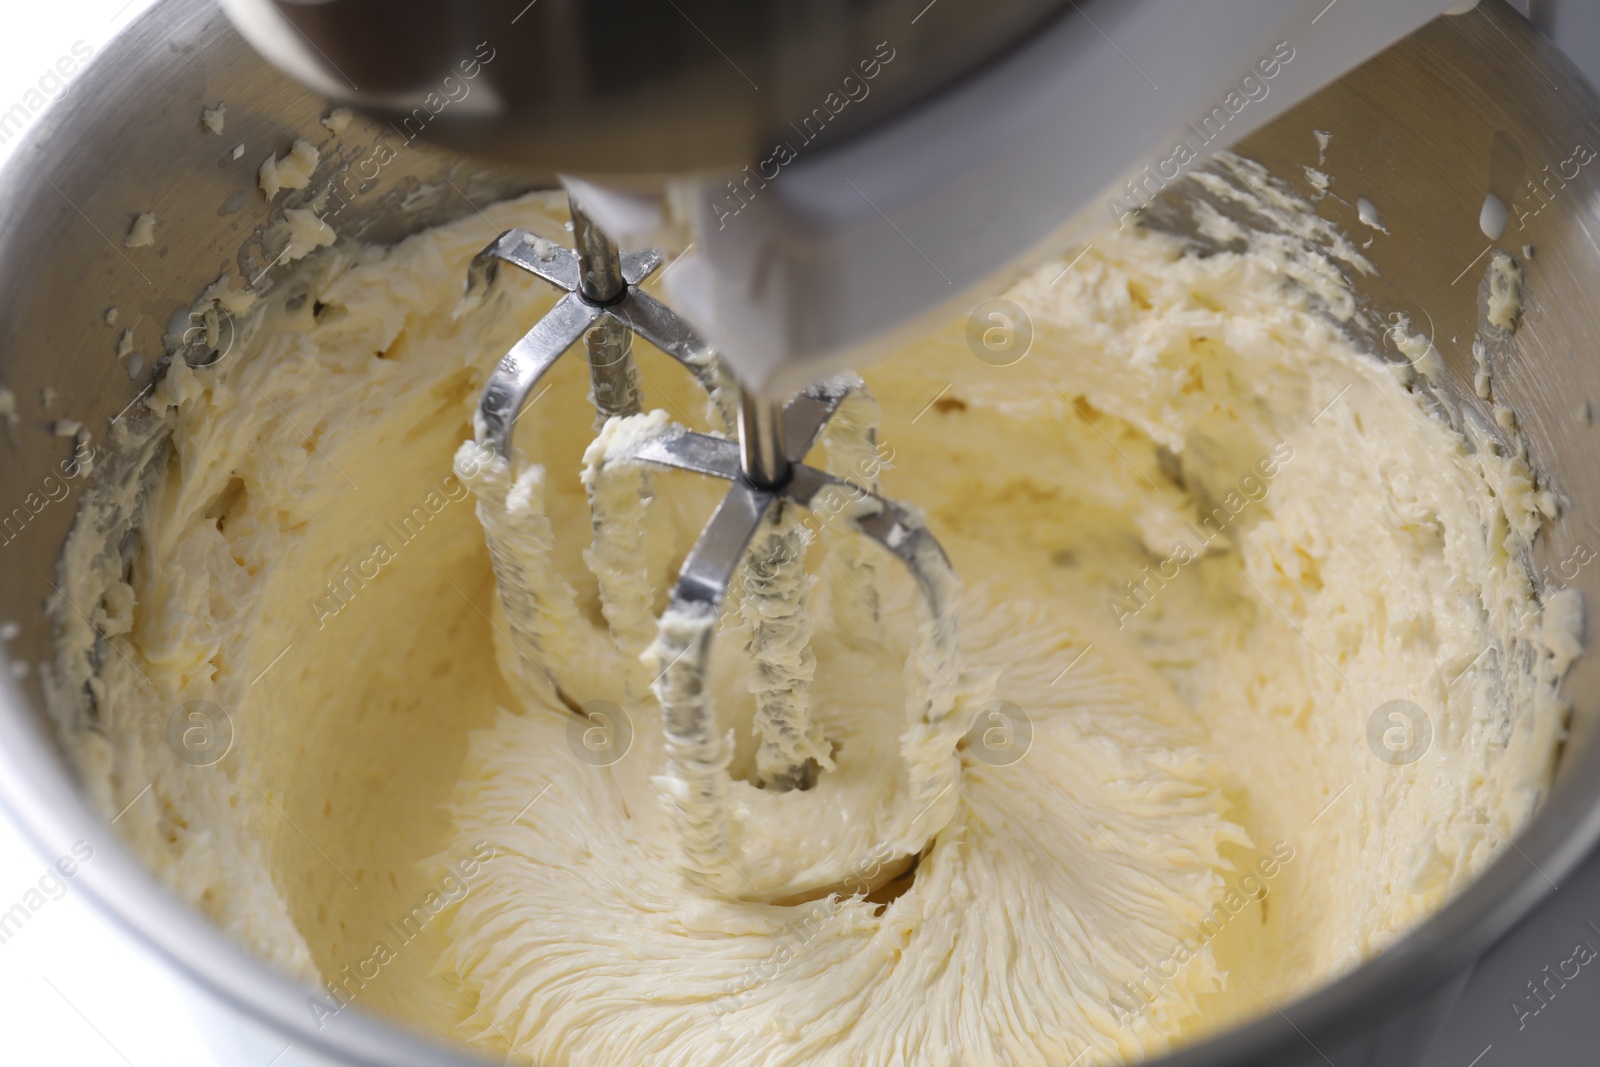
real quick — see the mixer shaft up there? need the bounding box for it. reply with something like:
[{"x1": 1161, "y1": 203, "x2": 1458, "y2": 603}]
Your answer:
[
  {"x1": 571, "y1": 200, "x2": 643, "y2": 424},
  {"x1": 738, "y1": 391, "x2": 791, "y2": 489}
]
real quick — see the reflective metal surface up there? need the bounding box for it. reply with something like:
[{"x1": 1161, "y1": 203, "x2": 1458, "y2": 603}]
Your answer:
[
  {"x1": 469, "y1": 223, "x2": 675, "y2": 457},
  {"x1": 607, "y1": 377, "x2": 948, "y2": 615},
  {"x1": 214, "y1": 0, "x2": 1073, "y2": 175},
  {"x1": 736, "y1": 389, "x2": 789, "y2": 488},
  {"x1": 0, "y1": 2, "x2": 1597, "y2": 1066}
]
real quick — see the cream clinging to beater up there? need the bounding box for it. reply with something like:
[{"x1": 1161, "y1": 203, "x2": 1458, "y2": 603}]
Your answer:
[{"x1": 455, "y1": 190, "x2": 984, "y2": 896}]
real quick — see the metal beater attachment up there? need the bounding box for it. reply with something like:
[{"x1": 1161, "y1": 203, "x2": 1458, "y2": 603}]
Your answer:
[
  {"x1": 461, "y1": 199, "x2": 977, "y2": 899},
  {"x1": 466, "y1": 199, "x2": 733, "y2": 438}
]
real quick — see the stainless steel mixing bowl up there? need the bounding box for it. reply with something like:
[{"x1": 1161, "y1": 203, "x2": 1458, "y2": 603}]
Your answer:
[{"x1": 1, "y1": 2, "x2": 1597, "y2": 1065}]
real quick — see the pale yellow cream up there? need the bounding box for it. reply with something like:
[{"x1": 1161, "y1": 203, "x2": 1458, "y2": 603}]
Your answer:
[{"x1": 50, "y1": 157, "x2": 1577, "y2": 1066}]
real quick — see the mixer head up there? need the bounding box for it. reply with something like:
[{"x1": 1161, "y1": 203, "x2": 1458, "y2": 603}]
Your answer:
[
  {"x1": 215, "y1": 0, "x2": 1070, "y2": 175},
  {"x1": 221, "y1": 0, "x2": 1462, "y2": 395}
]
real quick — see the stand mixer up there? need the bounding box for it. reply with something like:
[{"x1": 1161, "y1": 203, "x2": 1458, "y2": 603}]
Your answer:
[
  {"x1": 3, "y1": 6, "x2": 1600, "y2": 1067},
  {"x1": 213, "y1": 0, "x2": 1469, "y2": 893}
]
